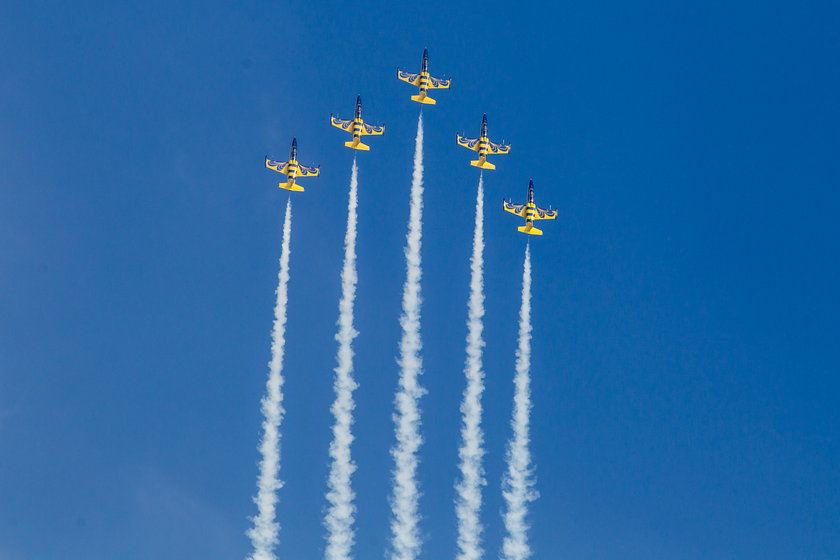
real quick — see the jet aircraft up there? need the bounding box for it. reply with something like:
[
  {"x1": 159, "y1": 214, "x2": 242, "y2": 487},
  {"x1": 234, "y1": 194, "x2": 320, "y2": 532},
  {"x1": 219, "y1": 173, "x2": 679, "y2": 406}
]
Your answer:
[
  {"x1": 265, "y1": 138, "x2": 320, "y2": 192},
  {"x1": 456, "y1": 114, "x2": 510, "y2": 170},
  {"x1": 503, "y1": 179, "x2": 557, "y2": 235},
  {"x1": 397, "y1": 48, "x2": 451, "y2": 105},
  {"x1": 330, "y1": 96, "x2": 385, "y2": 151}
]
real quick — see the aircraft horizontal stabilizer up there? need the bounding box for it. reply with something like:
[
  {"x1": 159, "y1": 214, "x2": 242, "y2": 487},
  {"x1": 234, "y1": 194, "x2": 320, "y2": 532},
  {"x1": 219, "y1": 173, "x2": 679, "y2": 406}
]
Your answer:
[
  {"x1": 471, "y1": 159, "x2": 495, "y2": 170},
  {"x1": 411, "y1": 94, "x2": 436, "y2": 105},
  {"x1": 345, "y1": 140, "x2": 370, "y2": 151},
  {"x1": 279, "y1": 182, "x2": 304, "y2": 192},
  {"x1": 518, "y1": 225, "x2": 543, "y2": 236}
]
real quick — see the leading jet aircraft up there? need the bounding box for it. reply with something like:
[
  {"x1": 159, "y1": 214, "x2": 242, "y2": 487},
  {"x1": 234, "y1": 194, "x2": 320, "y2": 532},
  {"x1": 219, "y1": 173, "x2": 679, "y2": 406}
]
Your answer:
[
  {"x1": 330, "y1": 96, "x2": 384, "y2": 151},
  {"x1": 265, "y1": 138, "x2": 320, "y2": 192},
  {"x1": 503, "y1": 179, "x2": 557, "y2": 235},
  {"x1": 397, "y1": 48, "x2": 451, "y2": 105},
  {"x1": 456, "y1": 114, "x2": 510, "y2": 170}
]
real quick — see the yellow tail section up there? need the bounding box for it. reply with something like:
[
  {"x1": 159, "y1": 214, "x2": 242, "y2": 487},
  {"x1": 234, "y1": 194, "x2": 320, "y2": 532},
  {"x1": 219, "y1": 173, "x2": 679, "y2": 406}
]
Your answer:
[
  {"x1": 518, "y1": 225, "x2": 543, "y2": 235},
  {"x1": 411, "y1": 94, "x2": 436, "y2": 105},
  {"x1": 470, "y1": 159, "x2": 495, "y2": 170},
  {"x1": 345, "y1": 139, "x2": 371, "y2": 151},
  {"x1": 279, "y1": 182, "x2": 304, "y2": 192}
]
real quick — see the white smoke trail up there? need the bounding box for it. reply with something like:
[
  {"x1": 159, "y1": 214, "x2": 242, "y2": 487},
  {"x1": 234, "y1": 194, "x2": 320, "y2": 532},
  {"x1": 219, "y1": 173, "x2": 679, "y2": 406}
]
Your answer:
[
  {"x1": 390, "y1": 113, "x2": 426, "y2": 560},
  {"x1": 324, "y1": 158, "x2": 360, "y2": 560},
  {"x1": 455, "y1": 174, "x2": 487, "y2": 560},
  {"x1": 501, "y1": 244, "x2": 538, "y2": 560},
  {"x1": 248, "y1": 198, "x2": 293, "y2": 560}
]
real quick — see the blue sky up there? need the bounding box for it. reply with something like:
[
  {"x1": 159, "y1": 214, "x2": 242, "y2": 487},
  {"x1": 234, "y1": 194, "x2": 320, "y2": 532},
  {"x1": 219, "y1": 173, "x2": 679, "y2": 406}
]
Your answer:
[{"x1": 2, "y1": 1, "x2": 839, "y2": 559}]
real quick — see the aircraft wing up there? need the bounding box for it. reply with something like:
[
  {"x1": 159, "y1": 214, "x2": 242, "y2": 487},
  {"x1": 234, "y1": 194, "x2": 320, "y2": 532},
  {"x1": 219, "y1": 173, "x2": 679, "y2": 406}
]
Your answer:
[
  {"x1": 428, "y1": 75, "x2": 451, "y2": 89},
  {"x1": 503, "y1": 201, "x2": 527, "y2": 217},
  {"x1": 360, "y1": 122, "x2": 385, "y2": 136},
  {"x1": 265, "y1": 158, "x2": 289, "y2": 174},
  {"x1": 296, "y1": 164, "x2": 320, "y2": 177},
  {"x1": 397, "y1": 69, "x2": 422, "y2": 86},
  {"x1": 456, "y1": 134, "x2": 480, "y2": 152},
  {"x1": 487, "y1": 140, "x2": 511, "y2": 155},
  {"x1": 331, "y1": 116, "x2": 354, "y2": 131},
  {"x1": 533, "y1": 207, "x2": 557, "y2": 220}
]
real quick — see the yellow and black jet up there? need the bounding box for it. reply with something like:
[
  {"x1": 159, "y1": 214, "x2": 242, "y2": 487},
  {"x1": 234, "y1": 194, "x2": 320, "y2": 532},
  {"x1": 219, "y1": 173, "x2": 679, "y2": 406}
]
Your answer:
[
  {"x1": 397, "y1": 48, "x2": 450, "y2": 105},
  {"x1": 330, "y1": 96, "x2": 384, "y2": 151},
  {"x1": 265, "y1": 138, "x2": 320, "y2": 192},
  {"x1": 503, "y1": 179, "x2": 557, "y2": 236},
  {"x1": 456, "y1": 114, "x2": 510, "y2": 170}
]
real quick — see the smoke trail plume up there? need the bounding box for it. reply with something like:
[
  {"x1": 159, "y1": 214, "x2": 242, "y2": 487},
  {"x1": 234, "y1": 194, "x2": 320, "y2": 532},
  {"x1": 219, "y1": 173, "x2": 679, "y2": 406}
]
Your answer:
[
  {"x1": 248, "y1": 198, "x2": 294, "y2": 560},
  {"x1": 390, "y1": 113, "x2": 426, "y2": 560},
  {"x1": 455, "y1": 174, "x2": 487, "y2": 560},
  {"x1": 501, "y1": 244, "x2": 538, "y2": 560},
  {"x1": 324, "y1": 158, "x2": 360, "y2": 560}
]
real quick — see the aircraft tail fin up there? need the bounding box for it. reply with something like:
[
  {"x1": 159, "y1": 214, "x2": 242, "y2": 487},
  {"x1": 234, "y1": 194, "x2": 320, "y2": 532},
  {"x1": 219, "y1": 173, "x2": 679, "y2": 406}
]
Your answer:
[
  {"x1": 279, "y1": 182, "x2": 304, "y2": 192},
  {"x1": 345, "y1": 140, "x2": 370, "y2": 151},
  {"x1": 470, "y1": 159, "x2": 495, "y2": 170},
  {"x1": 411, "y1": 94, "x2": 436, "y2": 105},
  {"x1": 518, "y1": 225, "x2": 542, "y2": 236}
]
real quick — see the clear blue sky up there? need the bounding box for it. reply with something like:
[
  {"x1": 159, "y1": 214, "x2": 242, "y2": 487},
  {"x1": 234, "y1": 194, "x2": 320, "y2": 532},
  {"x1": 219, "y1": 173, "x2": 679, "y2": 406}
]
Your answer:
[{"x1": 2, "y1": 1, "x2": 839, "y2": 559}]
